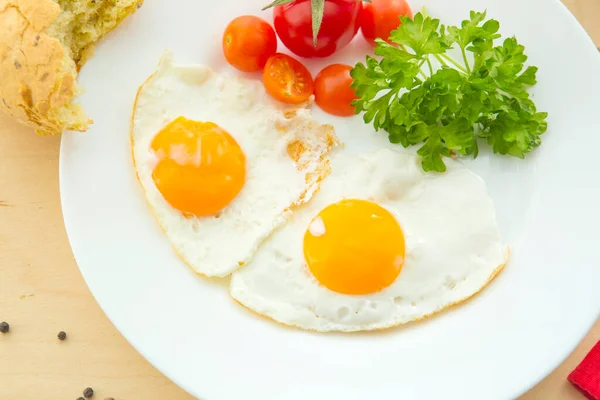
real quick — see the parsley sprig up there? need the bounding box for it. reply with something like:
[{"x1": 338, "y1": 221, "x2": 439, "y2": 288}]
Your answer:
[{"x1": 351, "y1": 10, "x2": 548, "y2": 172}]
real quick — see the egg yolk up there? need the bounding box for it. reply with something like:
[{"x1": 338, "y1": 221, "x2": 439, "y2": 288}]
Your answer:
[
  {"x1": 150, "y1": 117, "x2": 246, "y2": 217},
  {"x1": 303, "y1": 199, "x2": 405, "y2": 295}
]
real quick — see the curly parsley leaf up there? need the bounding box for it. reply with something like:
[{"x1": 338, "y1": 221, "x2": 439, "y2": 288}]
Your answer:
[
  {"x1": 417, "y1": 131, "x2": 451, "y2": 172},
  {"x1": 350, "y1": 10, "x2": 548, "y2": 172},
  {"x1": 389, "y1": 13, "x2": 450, "y2": 57}
]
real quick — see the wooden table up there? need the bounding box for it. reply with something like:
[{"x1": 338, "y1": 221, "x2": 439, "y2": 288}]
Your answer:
[{"x1": 1, "y1": 1, "x2": 599, "y2": 398}]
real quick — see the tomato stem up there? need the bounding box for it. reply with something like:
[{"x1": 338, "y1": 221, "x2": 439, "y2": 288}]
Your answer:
[
  {"x1": 261, "y1": 0, "x2": 295, "y2": 11},
  {"x1": 311, "y1": 0, "x2": 325, "y2": 47}
]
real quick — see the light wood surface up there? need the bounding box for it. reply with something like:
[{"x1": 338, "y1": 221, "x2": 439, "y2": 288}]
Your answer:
[{"x1": 1, "y1": 2, "x2": 599, "y2": 399}]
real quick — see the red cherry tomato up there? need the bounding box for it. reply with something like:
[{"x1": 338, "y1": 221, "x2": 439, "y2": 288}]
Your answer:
[
  {"x1": 314, "y1": 64, "x2": 358, "y2": 117},
  {"x1": 263, "y1": 53, "x2": 314, "y2": 104},
  {"x1": 272, "y1": 0, "x2": 362, "y2": 59},
  {"x1": 361, "y1": 0, "x2": 413, "y2": 46},
  {"x1": 223, "y1": 15, "x2": 277, "y2": 72}
]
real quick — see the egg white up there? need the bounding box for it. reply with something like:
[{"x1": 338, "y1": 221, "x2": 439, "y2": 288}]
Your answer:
[
  {"x1": 230, "y1": 148, "x2": 509, "y2": 332},
  {"x1": 131, "y1": 53, "x2": 337, "y2": 277}
]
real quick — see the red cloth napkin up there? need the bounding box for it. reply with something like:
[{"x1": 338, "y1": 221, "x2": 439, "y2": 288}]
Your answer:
[{"x1": 569, "y1": 340, "x2": 600, "y2": 400}]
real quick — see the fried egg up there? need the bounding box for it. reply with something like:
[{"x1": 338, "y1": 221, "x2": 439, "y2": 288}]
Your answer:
[
  {"x1": 230, "y1": 148, "x2": 509, "y2": 332},
  {"x1": 131, "y1": 53, "x2": 338, "y2": 277}
]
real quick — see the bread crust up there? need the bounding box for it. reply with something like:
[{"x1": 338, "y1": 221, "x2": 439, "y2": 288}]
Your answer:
[{"x1": 0, "y1": 0, "x2": 83, "y2": 135}]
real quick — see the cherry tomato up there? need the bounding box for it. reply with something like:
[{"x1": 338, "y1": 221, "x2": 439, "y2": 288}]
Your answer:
[
  {"x1": 361, "y1": 0, "x2": 413, "y2": 46},
  {"x1": 272, "y1": 0, "x2": 362, "y2": 58},
  {"x1": 223, "y1": 15, "x2": 277, "y2": 72},
  {"x1": 314, "y1": 64, "x2": 358, "y2": 117},
  {"x1": 263, "y1": 53, "x2": 314, "y2": 104}
]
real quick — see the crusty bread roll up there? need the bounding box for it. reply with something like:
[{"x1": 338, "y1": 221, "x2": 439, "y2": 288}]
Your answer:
[{"x1": 0, "y1": 0, "x2": 143, "y2": 135}]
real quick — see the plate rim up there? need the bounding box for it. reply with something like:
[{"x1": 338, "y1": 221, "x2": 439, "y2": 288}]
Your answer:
[{"x1": 59, "y1": 0, "x2": 600, "y2": 398}]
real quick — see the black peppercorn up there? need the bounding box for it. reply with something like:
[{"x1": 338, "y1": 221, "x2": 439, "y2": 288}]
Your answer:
[
  {"x1": 83, "y1": 387, "x2": 94, "y2": 398},
  {"x1": 77, "y1": 398, "x2": 85, "y2": 400},
  {"x1": 57, "y1": 331, "x2": 67, "y2": 340},
  {"x1": 0, "y1": 321, "x2": 9, "y2": 333}
]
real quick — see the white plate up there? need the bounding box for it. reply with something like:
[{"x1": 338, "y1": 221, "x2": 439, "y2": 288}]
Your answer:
[{"x1": 60, "y1": 0, "x2": 600, "y2": 399}]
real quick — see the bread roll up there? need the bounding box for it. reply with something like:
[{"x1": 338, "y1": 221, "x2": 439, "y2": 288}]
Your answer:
[{"x1": 0, "y1": 0, "x2": 143, "y2": 135}]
